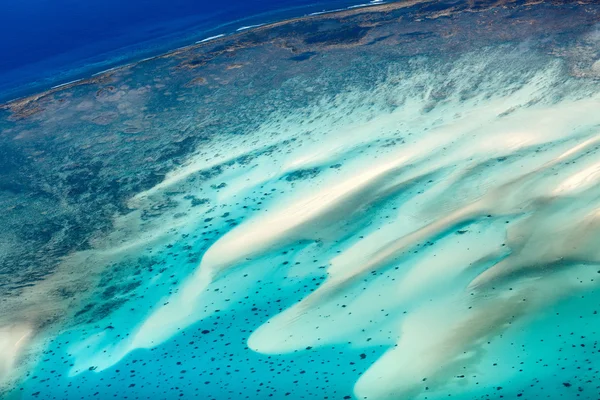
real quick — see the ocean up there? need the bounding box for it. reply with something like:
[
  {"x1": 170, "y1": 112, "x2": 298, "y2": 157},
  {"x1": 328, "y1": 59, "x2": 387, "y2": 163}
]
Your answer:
[
  {"x1": 3, "y1": 1, "x2": 600, "y2": 399},
  {"x1": 0, "y1": 0, "x2": 380, "y2": 103}
]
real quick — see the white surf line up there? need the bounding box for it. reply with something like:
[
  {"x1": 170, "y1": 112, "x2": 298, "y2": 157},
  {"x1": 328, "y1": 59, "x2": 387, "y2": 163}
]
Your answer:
[
  {"x1": 347, "y1": 3, "x2": 372, "y2": 9},
  {"x1": 50, "y1": 78, "x2": 84, "y2": 89},
  {"x1": 196, "y1": 34, "x2": 226, "y2": 44},
  {"x1": 236, "y1": 23, "x2": 266, "y2": 32}
]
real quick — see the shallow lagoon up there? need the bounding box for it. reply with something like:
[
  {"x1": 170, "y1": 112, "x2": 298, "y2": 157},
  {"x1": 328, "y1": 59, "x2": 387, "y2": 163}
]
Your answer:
[{"x1": 3, "y1": 1, "x2": 600, "y2": 399}]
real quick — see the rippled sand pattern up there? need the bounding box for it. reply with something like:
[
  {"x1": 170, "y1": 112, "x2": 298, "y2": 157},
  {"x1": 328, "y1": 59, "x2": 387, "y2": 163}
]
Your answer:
[{"x1": 3, "y1": 1, "x2": 600, "y2": 399}]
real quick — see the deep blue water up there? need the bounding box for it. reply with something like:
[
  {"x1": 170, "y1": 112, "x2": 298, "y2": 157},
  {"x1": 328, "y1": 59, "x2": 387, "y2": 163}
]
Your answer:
[{"x1": 0, "y1": 0, "x2": 375, "y2": 103}]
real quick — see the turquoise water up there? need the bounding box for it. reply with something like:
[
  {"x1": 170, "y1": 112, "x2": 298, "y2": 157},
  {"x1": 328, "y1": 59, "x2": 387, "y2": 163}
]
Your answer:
[{"x1": 2, "y1": 1, "x2": 600, "y2": 399}]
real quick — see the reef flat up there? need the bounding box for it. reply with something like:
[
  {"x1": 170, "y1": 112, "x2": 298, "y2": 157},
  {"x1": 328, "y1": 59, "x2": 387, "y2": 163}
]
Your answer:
[{"x1": 2, "y1": 1, "x2": 600, "y2": 399}]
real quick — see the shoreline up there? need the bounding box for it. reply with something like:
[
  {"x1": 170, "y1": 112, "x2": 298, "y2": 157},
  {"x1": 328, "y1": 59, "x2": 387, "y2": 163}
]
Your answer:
[{"x1": 0, "y1": 0, "x2": 420, "y2": 109}]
